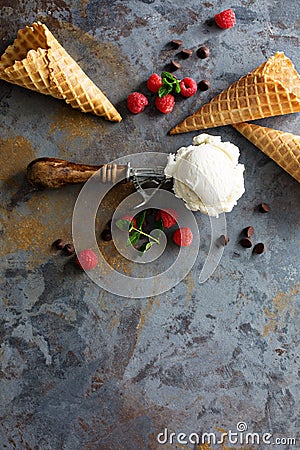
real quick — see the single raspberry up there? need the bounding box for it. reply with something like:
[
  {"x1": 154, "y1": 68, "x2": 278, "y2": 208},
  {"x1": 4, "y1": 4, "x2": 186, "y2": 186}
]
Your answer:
[
  {"x1": 173, "y1": 227, "x2": 193, "y2": 247},
  {"x1": 179, "y1": 77, "x2": 198, "y2": 98},
  {"x1": 155, "y1": 208, "x2": 178, "y2": 228},
  {"x1": 76, "y1": 249, "x2": 98, "y2": 271},
  {"x1": 127, "y1": 92, "x2": 148, "y2": 114},
  {"x1": 122, "y1": 215, "x2": 137, "y2": 228},
  {"x1": 214, "y1": 9, "x2": 236, "y2": 29},
  {"x1": 155, "y1": 94, "x2": 175, "y2": 114},
  {"x1": 147, "y1": 73, "x2": 163, "y2": 93}
]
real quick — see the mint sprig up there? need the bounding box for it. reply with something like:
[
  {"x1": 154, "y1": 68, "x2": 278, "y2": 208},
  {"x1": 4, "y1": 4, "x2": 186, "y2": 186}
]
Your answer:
[
  {"x1": 158, "y1": 71, "x2": 181, "y2": 98},
  {"x1": 116, "y1": 212, "x2": 160, "y2": 255}
]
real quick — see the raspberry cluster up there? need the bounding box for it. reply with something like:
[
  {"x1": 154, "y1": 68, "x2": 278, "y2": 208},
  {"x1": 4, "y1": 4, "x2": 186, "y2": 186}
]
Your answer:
[
  {"x1": 127, "y1": 71, "x2": 198, "y2": 115},
  {"x1": 116, "y1": 208, "x2": 193, "y2": 250},
  {"x1": 126, "y1": 8, "x2": 236, "y2": 116}
]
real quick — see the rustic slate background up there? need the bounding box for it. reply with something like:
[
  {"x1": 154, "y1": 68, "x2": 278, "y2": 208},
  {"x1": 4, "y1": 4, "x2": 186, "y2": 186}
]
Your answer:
[{"x1": 0, "y1": 1, "x2": 299, "y2": 449}]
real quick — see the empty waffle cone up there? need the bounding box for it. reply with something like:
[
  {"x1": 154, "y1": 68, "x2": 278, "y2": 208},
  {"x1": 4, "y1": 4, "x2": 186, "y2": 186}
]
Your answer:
[
  {"x1": 233, "y1": 122, "x2": 300, "y2": 183},
  {"x1": 170, "y1": 52, "x2": 300, "y2": 134},
  {"x1": 0, "y1": 22, "x2": 122, "y2": 122}
]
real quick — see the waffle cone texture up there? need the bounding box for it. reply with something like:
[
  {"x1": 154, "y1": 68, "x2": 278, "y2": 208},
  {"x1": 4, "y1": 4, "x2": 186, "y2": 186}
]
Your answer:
[
  {"x1": 233, "y1": 122, "x2": 300, "y2": 183},
  {"x1": 170, "y1": 52, "x2": 300, "y2": 134},
  {"x1": 0, "y1": 22, "x2": 122, "y2": 122}
]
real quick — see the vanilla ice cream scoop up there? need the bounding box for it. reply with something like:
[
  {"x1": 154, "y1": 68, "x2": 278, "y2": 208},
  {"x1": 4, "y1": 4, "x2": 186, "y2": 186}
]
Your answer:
[{"x1": 164, "y1": 133, "x2": 245, "y2": 217}]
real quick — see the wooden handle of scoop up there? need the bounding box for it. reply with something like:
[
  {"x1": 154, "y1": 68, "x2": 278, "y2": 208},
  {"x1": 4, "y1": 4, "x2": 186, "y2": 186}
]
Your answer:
[{"x1": 27, "y1": 157, "x2": 128, "y2": 189}]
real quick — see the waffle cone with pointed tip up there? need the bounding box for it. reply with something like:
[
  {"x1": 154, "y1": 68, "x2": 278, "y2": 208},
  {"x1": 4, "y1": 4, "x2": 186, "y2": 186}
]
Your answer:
[
  {"x1": 170, "y1": 52, "x2": 300, "y2": 134},
  {"x1": 233, "y1": 122, "x2": 300, "y2": 183},
  {"x1": 0, "y1": 22, "x2": 122, "y2": 122}
]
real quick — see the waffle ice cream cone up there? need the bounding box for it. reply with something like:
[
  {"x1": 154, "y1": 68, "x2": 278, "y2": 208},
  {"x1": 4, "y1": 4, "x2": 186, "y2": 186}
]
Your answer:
[
  {"x1": 0, "y1": 22, "x2": 122, "y2": 122},
  {"x1": 170, "y1": 52, "x2": 300, "y2": 134},
  {"x1": 233, "y1": 122, "x2": 300, "y2": 183}
]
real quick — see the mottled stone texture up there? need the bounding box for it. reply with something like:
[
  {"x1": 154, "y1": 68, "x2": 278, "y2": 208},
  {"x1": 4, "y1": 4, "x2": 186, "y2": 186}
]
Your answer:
[{"x1": 0, "y1": 1, "x2": 299, "y2": 449}]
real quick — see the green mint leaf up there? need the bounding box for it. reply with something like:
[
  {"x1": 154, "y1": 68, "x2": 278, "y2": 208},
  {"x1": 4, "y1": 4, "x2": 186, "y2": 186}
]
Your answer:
[
  {"x1": 138, "y1": 241, "x2": 154, "y2": 255},
  {"x1": 158, "y1": 84, "x2": 173, "y2": 98},
  {"x1": 137, "y1": 242, "x2": 147, "y2": 254},
  {"x1": 126, "y1": 231, "x2": 141, "y2": 247},
  {"x1": 157, "y1": 229, "x2": 163, "y2": 239},
  {"x1": 174, "y1": 80, "x2": 181, "y2": 93},
  {"x1": 116, "y1": 219, "x2": 131, "y2": 231},
  {"x1": 136, "y1": 210, "x2": 147, "y2": 230},
  {"x1": 154, "y1": 219, "x2": 164, "y2": 230},
  {"x1": 161, "y1": 71, "x2": 177, "y2": 84}
]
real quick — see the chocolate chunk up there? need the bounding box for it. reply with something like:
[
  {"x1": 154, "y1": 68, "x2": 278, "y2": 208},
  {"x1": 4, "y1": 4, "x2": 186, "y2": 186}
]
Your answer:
[
  {"x1": 170, "y1": 60, "x2": 181, "y2": 70},
  {"x1": 52, "y1": 239, "x2": 65, "y2": 250},
  {"x1": 197, "y1": 46, "x2": 210, "y2": 59},
  {"x1": 219, "y1": 235, "x2": 230, "y2": 246},
  {"x1": 258, "y1": 203, "x2": 270, "y2": 213},
  {"x1": 240, "y1": 237, "x2": 253, "y2": 248},
  {"x1": 101, "y1": 229, "x2": 112, "y2": 242},
  {"x1": 205, "y1": 18, "x2": 214, "y2": 27},
  {"x1": 171, "y1": 39, "x2": 183, "y2": 49},
  {"x1": 198, "y1": 79, "x2": 210, "y2": 91},
  {"x1": 64, "y1": 243, "x2": 75, "y2": 255},
  {"x1": 244, "y1": 226, "x2": 254, "y2": 237},
  {"x1": 253, "y1": 242, "x2": 265, "y2": 254},
  {"x1": 181, "y1": 49, "x2": 193, "y2": 58},
  {"x1": 275, "y1": 348, "x2": 286, "y2": 356}
]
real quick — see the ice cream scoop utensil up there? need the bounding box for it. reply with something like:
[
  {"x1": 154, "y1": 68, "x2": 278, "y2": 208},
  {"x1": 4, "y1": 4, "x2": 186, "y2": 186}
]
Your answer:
[
  {"x1": 27, "y1": 157, "x2": 166, "y2": 189},
  {"x1": 27, "y1": 157, "x2": 166, "y2": 207}
]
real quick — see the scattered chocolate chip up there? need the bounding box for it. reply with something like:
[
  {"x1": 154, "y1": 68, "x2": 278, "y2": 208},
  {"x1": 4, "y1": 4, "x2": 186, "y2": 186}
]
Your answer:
[
  {"x1": 181, "y1": 48, "x2": 193, "y2": 58},
  {"x1": 106, "y1": 219, "x2": 112, "y2": 229},
  {"x1": 64, "y1": 243, "x2": 75, "y2": 255},
  {"x1": 52, "y1": 239, "x2": 65, "y2": 250},
  {"x1": 171, "y1": 39, "x2": 183, "y2": 49},
  {"x1": 244, "y1": 226, "x2": 255, "y2": 237},
  {"x1": 101, "y1": 229, "x2": 112, "y2": 242},
  {"x1": 198, "y1": 79, "x2": 210, "y2": 91},
  {"x1": 258, "y1": 202, "x2": 270, "y2": 213},
  {"x1": 170, "y1": 60, "x2": 181, "y2": 70},
  {"x1": 253, "y1": 242, "x2": 265, "y2": 254},
  {"x1": 197, "y1": 46, "x2": 210, "y2": 59},
  {"x1": 219, "y1": 235, "x2": 230, "y2": 246},
  {"x1": 275, "y1": 348, "x2": 286, "y2": 356},
  {"x1": 205, "y1": 18, "x2": 214, "y2": 27},
  {"x1": 240, "y1": 237, "x2": 253, "y2": 248}
]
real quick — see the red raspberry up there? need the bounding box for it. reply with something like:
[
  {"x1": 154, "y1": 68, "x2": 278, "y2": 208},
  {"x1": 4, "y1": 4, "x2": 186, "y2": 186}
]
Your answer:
[
  {"x1": 155, "y1": 208, "x2": 178, "y2": 228},
  {"x1": 122, "y1": 215, "x2": 137, "y2": 228},
  {"x1": 76, "y1": 249, "x2": 98, "y2": 271},
  {"x1": 179, "y1": 77, "x2": 198, "y2": 97},
  {"x1": 214, "y1": 9, "x2": 236, "y2": 29},
  {"x1": 173, "y1": 227, "x2": 193, "y2": 247},
  {"x1": 155, "y1": 94, "x2": 175, "y2": 114},
  {"x1": 147, "y1": 73, "x2": 163, "y2": 93},
  {"x1": 127, "y1": 92, "x2": 148, "y2": 114}
]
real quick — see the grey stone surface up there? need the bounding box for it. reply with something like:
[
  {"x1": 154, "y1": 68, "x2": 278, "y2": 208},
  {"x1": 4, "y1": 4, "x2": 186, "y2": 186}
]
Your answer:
[{"x1": 0, "y1": 1, "x2": 299, "y2": 449}]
